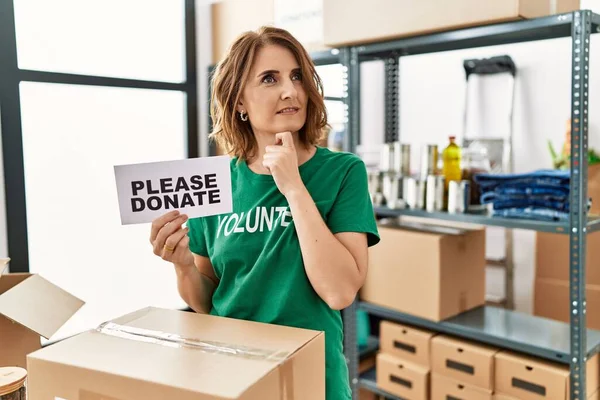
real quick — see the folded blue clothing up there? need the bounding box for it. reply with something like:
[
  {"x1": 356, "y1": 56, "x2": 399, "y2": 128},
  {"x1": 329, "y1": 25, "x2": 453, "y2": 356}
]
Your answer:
[
  {"x1": 475, "y1": 169, "x2": 571, "y2": 190},
  {"x1": 492, "y1": 207, "x2": 570, "y2": 222},
  {"x1": 481, "y1": 191, "x2": 568, "y2": 203},
  {"x1": 492, "y1": 198, "x2": 569, "y2": 212}
]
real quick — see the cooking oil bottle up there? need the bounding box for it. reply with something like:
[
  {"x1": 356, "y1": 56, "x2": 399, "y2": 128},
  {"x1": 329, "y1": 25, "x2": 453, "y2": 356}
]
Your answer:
[{"x1": 442, "y1": 136, "x2": 462, "y2": 189}]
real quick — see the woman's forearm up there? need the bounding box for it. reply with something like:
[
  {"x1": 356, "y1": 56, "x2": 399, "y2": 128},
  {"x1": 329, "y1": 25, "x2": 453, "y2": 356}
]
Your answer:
[
  {"x1": 173, "y1": 262, "x2": 215, "y2": 314},
  {"x1": 286, "y1": 187, "x2": 362, "y2": 310}
]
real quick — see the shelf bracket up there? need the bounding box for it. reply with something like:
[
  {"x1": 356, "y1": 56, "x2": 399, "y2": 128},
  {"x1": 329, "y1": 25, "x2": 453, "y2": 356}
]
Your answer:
[{"x1": 569, "y1": 10, "x2": 591, "y2": 400}]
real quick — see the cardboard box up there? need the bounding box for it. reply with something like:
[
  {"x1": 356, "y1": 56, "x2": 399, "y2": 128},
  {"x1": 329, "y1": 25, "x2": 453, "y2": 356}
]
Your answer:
[
  {"x1": 431, "y1": 374, "x2": 493, "y2": 400},
  {"x1": 590, "y1": 165, "x2": 600, "y2": 215},
  {"x1": 323, "y1": 0, "x2": 580, "y2": 47},
  {"x1": 211, "y1": 0, "x2": 330, "y2": 63},
  {"x1": 211, "y1": 0, "x2": 275, "y2": 63},
  {"x1": 492, "y1": 395, "x2": 519, "y2": 400},
  {"x1": 26, "y1": 307, "x2": 325, "y2": 400},
  {"x1": 534, "y1": 278, "x2": 600, "y2": 330},
  {"x1": 361, "y1": 222, "x2": 486, "y2": 321},
  {"x1": 494, "y1": 351, "x2": 600, "y2": 400},
  {"x1": 376, "y1": 352, "x2": 429, "y2": 400},
  {"x1": 0, "y1": 268, "x2": 84, "y2": 368},
  {"x1": 536, "y1": 231, "x2": 600, "y2": 284},
  {"x1": 380, "y1": 320, "x2": 435, "y2": 367},
  {"x1": 431, "y1": 335, "x2": 498, "y2": 390}
]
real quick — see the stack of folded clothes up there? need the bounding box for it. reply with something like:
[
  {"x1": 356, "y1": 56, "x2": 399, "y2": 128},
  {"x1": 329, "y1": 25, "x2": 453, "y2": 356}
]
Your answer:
[{"x1": 474, "y1": 170, "x2": 572, "y2": 221}]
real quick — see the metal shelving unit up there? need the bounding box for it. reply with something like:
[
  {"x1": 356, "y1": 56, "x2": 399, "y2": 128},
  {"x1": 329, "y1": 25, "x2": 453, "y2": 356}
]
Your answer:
[{"x1": 339, "y1": 10, "x2": 600, "y2": 400}]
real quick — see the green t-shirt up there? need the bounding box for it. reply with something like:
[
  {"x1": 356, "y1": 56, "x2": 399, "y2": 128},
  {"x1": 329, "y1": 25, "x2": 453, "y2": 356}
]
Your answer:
[{"x1": 188, "y1": 146, "x2": 380, "y2": 400}]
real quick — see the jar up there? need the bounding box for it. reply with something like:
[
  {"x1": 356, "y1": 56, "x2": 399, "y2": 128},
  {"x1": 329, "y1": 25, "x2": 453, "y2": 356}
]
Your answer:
[
  {"x1": 0, "y1": 367, "x2": 27, "y2": 400},
  {"x1": 462, "y1": 142, "x2": 492, "y2": 207}
]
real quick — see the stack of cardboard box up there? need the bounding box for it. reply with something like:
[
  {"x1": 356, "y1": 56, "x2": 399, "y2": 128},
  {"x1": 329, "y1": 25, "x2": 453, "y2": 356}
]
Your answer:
[
  {"x1": 534, "y1": 231, "x2": 600, "y2": 329},
  {"x1": 376, "y1": 320, "x2": 436, "y2": 399}
]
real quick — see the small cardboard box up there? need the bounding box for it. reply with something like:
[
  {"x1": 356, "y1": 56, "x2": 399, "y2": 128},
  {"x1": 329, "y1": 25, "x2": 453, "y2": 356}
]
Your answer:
[
  {"x1": 0, "y1": 262, "x2": 84, "y2": 368},
  {"x1": 376, "y1": 352, "x2": 429, "y2": 400},
  {"x1": 431, "y1": 373, "x2": 493, "y2": 400},
  {"x1": 380, "y1": 320, "x2": 435, "y2": 367},
  {"x1": 534, "y1": 278, "x2": 600, "y2": 329},
  {"x1": 323, "y1": 0, "x2": 580, "y2": 47},
  {"x1": 492, "y1": 395, "x2": 519, "y2": 400},
  {"x1": 536, "y1": 231, "x2": 600, "y2": 284},
  {"x1": 26, "y1": 307, "x2": 325, "y2": 400},
  {"x1": 494, "y1": 351, "x2": 600, "y2": 400},
  {"x1": 431, "y1": 335, "x2": 498, "y2": 390},
  {"x1": 361, "y1": 221, "x2": 486, "y2": 321}
]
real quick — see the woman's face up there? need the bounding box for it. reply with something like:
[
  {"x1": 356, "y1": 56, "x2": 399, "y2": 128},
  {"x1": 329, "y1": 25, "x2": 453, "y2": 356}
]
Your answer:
[{"x1": 238, "y1": 44, "x2": 308, "y2": 138}]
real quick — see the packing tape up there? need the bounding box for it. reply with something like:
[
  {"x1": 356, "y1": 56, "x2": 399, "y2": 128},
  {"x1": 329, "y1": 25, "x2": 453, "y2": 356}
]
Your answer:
[
  {"x1": 550, "y1": 0, "x2": 558, "y2": 14},
  {"x1": 96, "y1": 322, "x2": 296, "y2": 398},
  {"x1": 96, "y1": 322, "x2": 291, "y2": 362}
]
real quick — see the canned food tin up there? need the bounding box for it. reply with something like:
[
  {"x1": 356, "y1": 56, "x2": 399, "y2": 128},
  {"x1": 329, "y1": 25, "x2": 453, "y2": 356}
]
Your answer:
[
  {"x1": 403, "y1": 177, "x2": 425, "y2": 209},
  {"x1": 393, "y1": 142, "x2": 411, "y2": 176},
  {"x1": 426, "y1": 175, "x2": 445, "y2": 212},
  {"x1": 420, "y1": 144, "x2": 439, "y2": 178},
  {"x1": 448, "y1": 180, "x2": 470, "y2": 214}
]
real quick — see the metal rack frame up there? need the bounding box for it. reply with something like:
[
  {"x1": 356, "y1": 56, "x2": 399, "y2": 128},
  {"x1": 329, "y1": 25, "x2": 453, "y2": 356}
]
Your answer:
[{"x1": 339, "y1": 10, "x2": 600, "y2": 400}]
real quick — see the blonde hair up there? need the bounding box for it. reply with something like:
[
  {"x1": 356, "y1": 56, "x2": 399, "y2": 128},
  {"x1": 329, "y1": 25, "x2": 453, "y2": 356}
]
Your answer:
[{"x1": 209, "y1": 26, "x2": 327, "y2": 161}]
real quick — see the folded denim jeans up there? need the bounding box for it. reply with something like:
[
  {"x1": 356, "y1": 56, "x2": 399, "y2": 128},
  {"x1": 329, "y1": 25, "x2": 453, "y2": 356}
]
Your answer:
[
  {"x1": 475, "y1": 170, "x2": 571, "y2": 190},
  {"x1": 492, "y1": 207, "x2": 569, "y2": 222}
]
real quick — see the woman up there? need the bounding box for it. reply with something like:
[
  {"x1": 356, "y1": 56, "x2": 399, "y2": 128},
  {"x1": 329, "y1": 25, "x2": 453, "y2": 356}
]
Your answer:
[{"x1": 150, "y1": 26, "x2": 380, "y2": 399}]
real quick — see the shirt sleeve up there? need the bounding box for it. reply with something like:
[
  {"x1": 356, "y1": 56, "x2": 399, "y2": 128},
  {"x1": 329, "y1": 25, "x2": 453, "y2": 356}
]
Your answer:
[
  {"x1": 326, "y1": 158, "x2": 380, "y2": 247},
  {"x1": 187, "y1": 217, "x2": 209, "y2": 257}
]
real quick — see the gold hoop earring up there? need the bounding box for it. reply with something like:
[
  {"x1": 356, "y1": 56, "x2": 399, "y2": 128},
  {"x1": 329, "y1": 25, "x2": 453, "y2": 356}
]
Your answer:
[{"x1": 240, "y1": 111, "x2": 248, "y2": 122}]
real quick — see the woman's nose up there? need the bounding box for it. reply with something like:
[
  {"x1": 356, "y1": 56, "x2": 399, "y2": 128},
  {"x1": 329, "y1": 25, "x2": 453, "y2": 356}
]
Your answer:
[{"x1": 280, "y1": 78, "x2": 297, "y2": 100}]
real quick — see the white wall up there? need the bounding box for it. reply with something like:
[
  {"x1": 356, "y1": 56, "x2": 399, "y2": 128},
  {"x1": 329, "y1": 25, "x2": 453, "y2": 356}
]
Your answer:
[{"x1": 359, "y1": 1, "x2": 600, "y2": 313}]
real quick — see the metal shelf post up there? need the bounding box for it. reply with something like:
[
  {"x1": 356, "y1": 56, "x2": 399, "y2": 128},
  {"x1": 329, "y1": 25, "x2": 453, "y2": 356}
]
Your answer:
[
  {"x1": 570, "y1": 10, "x2": 592, "y2": 400},
  {"x1": 384, "y1": 56, "x2": 400, "y2": 143}
]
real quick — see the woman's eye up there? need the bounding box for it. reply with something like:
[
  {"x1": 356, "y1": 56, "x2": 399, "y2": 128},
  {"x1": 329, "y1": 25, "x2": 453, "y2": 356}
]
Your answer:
[
  {"x1": 262, "y1": 75, "x2": 276, "y2": 84},
  {"x1": 292, "y1": 72, "x2": 302, "y2": 81}
]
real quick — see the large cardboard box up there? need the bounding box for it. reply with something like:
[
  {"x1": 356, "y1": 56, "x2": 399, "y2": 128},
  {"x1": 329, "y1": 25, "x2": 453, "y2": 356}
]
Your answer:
[
  {"x1": 535, "y1": 231, "x2": 600, "y2": 284},
  {"x1": 0, "y1": 266, "x2": 84, "y2": 368},
  {"x1": 431, "y1": 374, "x2": 493, "y2": 400},
  {"x1": 376, "y1": 352, "x2": 429, "y2": 400},
  {"x1": 211, "y1": 0, "x2": 330, "y2": 63},
  {"x1": 361, "y1": 222, "x2": 486, "y2": 321},
  {"x1": 494, "y1": 351, "x2": 600, "y2": 400},
  {"x1": 534, "y1": 278, "x2": 600, "y2": 329},
  {"x1": 380, "y1": 320, "x2": 435, "y2": 367},
  {"x1": 26, "y1": 307, "x2": 325, "y2": 400},
  {"x1": 323, "y1": 0, "x2": 580, "y2": 47},
  {"x1": 431, "y1": 335, "x2": 498, "y2": 390}
]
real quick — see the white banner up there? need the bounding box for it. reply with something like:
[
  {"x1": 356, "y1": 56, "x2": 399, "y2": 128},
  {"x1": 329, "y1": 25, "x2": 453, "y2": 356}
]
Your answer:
[{"x1": 114, "y1": 156, "x2": 232, "y2": 225}]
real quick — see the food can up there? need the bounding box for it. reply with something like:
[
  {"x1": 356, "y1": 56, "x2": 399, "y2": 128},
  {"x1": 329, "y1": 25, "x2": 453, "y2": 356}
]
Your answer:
[
  {"x1": 426, "y1": 175, "x2": 445, "y2": 212},
  {"x1": 380, "y1": 143, "x2": 394, "y2": 172},
  {"x1": 0, "y1": 367, "x2": 27, "y2": 400},
  {"x1": 393, "y1": 142, "x2": 411, "y2": 176},
  {"x1": 448, "y1": 180, "x2": 471, "y2": 214},
  {"x1": 420, "y1": 144, "x2": 439, "y2": 178},
  {"x1": 403, "y1": 177, "x2": 416, "y2": 208}
]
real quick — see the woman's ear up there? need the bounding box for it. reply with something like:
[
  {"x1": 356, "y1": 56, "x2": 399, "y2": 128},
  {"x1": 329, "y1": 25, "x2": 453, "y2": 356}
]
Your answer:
[{"x1": 236, "y1": 99, "x2": 245, "y2": 114}]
